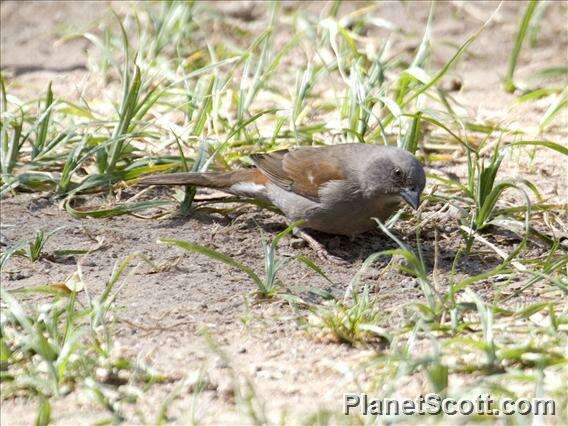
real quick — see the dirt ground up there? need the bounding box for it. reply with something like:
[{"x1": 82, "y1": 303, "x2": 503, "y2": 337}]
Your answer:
[{"x1": 1, "y1": 1, "x2": 567, "y2": 425}]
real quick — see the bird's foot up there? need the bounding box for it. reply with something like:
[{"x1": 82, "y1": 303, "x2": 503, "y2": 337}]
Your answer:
[
  {"x1": 294, "y1": 228, "x2": 347, "y2": 265},
  {"x1": 316, "y1": 249, "x2": 347, "y2": 265}
]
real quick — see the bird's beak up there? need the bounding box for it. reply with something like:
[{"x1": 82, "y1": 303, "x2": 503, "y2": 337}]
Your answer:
[{"x1": 400, "y1": 188, "x2": 421, "y2": 210}]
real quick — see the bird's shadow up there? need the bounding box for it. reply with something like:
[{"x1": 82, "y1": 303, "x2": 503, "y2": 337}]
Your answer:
[
  {"x1": 151, "y1": 208, "x2": 231, "y2": 229},
  {"x1": 318, "y1": 232, "x2": 503, "y2": 278},
  {"x1": 152, "y1": 203, "x2": 502, "y2": 277},
  {"x1": 311, "y1": 231, "x2": 397, "y2": 264}
]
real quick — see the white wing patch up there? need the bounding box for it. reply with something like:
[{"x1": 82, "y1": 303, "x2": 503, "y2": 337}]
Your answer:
[{"x1": 230, "y1": 182, "x2": 266, "y2": 195}]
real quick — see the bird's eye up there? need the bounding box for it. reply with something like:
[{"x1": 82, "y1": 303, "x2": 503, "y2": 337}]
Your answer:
[{"x1": 394, "y1": 168, "x2": 403, "y2": 178}]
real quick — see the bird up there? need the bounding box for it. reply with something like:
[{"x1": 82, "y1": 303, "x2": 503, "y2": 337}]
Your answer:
[{"x1": 139, "y1": 143, "x2": 426, "y2": 261}]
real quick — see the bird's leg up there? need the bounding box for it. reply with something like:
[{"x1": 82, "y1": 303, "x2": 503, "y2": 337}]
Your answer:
[{"x1": 293, "y1": 228, "x2": 347, "y2": 264}]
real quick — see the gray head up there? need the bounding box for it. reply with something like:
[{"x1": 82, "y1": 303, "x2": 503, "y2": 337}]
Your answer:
[{"x1": 361, "y1": 146, "x2": 426, "y2": 209}]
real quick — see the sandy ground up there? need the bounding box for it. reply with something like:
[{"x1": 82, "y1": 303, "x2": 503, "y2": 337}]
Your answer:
[{"x1": 1, "y1": 1, "x2": 567, "y2": 424}]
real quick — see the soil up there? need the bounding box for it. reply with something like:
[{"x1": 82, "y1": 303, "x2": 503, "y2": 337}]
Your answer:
[{"x1": 1, "y1": 1, "x2": 566, "y2": 425}]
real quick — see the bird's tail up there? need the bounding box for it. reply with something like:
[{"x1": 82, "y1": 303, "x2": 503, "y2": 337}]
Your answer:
[
  {"x1": 138, "y1": 169, "x2": 267, "y2": 193},
  {"x1": 139, "y1": 170, "x2": 247, "y2": 188}
]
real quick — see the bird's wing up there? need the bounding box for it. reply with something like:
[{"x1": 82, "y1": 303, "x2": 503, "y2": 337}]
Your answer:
[{"x1": 250, "y1": 147, "x2": 347, "y2": 202}]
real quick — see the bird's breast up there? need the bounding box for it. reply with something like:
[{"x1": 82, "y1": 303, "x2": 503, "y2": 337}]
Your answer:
[
  {"x1": 304, "y1": 194, "x2": 401, "y2": 236},
  {"x1": 266, "y1": 183, "x2": 402, "y2": 236}
]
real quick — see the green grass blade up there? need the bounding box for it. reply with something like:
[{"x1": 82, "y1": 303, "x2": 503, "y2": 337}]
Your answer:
[
  {"x1": 157, "y1": 238, "x2": 263, "y2": 288},
  {"x1": 509, "y1": 139, "x2": 568, "y2": 156},
  {"x1": 34, "y1": 399, "x2": 51, "y2": 426},
  {"x1": 32, "y1": 82, "x2": 54, "y2": 159},
  {"x1": 65, "y1": 198, "x2": 173, "y2": 219},
  {"x1": 539, "y1": 88, "x2": 568, "y2": 130},
  {"x1": 401, "y1": 112, "x2": 422, "y2": 154},
  {"x1": 504, "y1": 0, "x2": 539, "y2": 93},
  {"x1": 295, "y1": 255, "x2": 335, "y2": 285}
]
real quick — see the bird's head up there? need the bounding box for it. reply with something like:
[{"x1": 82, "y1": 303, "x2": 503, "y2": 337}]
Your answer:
[{"x1": 362, "y1": 147, "x2": 426, "y2": 210}]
